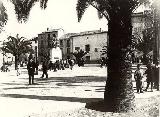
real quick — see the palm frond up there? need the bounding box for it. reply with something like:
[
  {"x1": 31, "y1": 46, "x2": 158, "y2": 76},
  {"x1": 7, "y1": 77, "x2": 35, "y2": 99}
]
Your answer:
[
  {"x1": 10, "y1": 0, "x2": 38, "y2": 22},
  {"x1": 40, "y1": 0, "x2": 48, "y2": 9},
  {"x1": 0, "y1": 1, "x2": 8, "y2": 32},
  {"x1": 76, "y1": 0, "x2": 149, "y2": 22},
  {"x1": 76, "y1": 0, "x2": 90, "y2": 22},
  {"x1": 10, "y1": 0, "x2": 49, "y2": 22}
]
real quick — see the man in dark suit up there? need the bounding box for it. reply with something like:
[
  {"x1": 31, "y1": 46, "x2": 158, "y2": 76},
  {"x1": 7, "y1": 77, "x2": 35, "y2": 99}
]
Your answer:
[
  {"x1": 41, "y1": 61, "x2": 48, "y2": 78},
  {"x1": 27, "y1": 58, "x2": 36, "y2": 85}
]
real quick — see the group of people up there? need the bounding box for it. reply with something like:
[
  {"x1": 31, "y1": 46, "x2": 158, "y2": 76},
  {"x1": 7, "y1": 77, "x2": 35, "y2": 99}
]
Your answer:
[
  {"x1": 48, "y1": 59, "x2": 74, "y2": 71},
  {"x1": 134, "y1": 61, "x2": 159, "y2": 93},
  {"x1": 27, "y1": 57, "x2": 75, "y2": 85},
  {"x1": 100, "y1": 57, "x2": 107, "y2": 68}
]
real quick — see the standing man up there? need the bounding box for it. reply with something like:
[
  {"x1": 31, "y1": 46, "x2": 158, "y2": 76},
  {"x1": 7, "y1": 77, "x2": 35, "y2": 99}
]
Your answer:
[
  {"x1": 41, "y1": 61, "x2": 48, "y2": 78},
  {"x1": 68, "y1": 58, "x2": 73, "y2": 70},
  {"x1": 144, "y1": 61, "x2": 154, "y2": 92},
  {"x1": 134, "y1": 64, "x2": 143, "y2": 93},
  {"x1": 27, "y1": 58, "x2": 36, "y2": 85},
  {"x1": 154, "y1": 61, "x2": 159, "y2": 91}
]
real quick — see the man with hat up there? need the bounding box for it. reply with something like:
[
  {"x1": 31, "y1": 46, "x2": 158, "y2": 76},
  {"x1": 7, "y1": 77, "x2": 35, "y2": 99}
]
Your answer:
[{"x1": 27, "y1": 57, "x2": 36, "y2": 85}]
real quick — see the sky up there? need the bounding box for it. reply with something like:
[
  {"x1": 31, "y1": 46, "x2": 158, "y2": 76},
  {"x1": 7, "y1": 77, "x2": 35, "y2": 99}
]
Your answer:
[{"x1": 0, "y1": 0, "x2": 108, "y2": 40}]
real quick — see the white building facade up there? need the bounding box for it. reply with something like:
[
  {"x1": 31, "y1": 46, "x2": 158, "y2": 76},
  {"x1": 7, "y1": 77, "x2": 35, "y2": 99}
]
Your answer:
[{"x1": 60, "y1": 30, "x2": 108, "y2": 63}]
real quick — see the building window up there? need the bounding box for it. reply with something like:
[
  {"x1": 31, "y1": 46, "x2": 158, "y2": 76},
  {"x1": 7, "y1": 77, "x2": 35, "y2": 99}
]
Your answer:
[
  {"x1": 67, "y1": 48, "x2": 70, "y2": 54},
  {"x1": 95, "y1": 48, "x2": 98, "y2": 52},
  {"x1": 67, "y1": 39, "x2": 70, "y2": 47},
  {"x1": 85, "y1": 44, "x2": 90, "y2": 52},
  {"x1": 75, "y1": 47, "x2": 80, "y2": 51}
]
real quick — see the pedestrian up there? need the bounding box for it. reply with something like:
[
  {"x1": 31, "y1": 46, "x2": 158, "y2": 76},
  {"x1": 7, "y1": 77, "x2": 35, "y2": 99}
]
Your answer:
[
  {"x1": 100, "y1": 57, "x2": 105, "y2": 68},
  {"x1": 41, "y1": 61, "x2": 48, "y2": 78},
  {"x1": 144, "y1": 61, "x2": 154, "y2": 92},
  {"x1": 61, "y1": 59, "x2": 65, "y2": 70},
  {"x1": 35, "y1": 60, "x2": 39, "y2": 75},
  {"x1": 17, "y1": 63, "x2": 21, "y2": 76},
  {"x1": 48, "y1": 61, "x2": 53, "y2": 71},
  {"x1": 53, "y1": 62, "x2": 57, "y2": 72},
  {"x1": 68, "y1": 58, "x2": 73, "y2": 70},
  {"x1": 27, "y1": 58, "x2": 36, "y2": 85},
  {"x1": 134, "y1": 64, "x2": 143, "y2": 93},
  {"x1": 153, "y1": 61, "x2": 159, "y2": 91}
]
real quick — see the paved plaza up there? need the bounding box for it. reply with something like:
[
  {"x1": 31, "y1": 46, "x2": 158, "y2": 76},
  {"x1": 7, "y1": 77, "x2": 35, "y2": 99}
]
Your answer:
[{"x1": 0, "y1": 65, "x2": 160, "y2": 117}]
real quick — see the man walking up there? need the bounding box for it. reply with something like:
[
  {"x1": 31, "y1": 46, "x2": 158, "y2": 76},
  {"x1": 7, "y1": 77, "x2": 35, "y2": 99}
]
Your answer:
[
  {"x1": 27, "y1": 58, "x2": 36, "y2": 85},
  {"x1": 134, "y1": 64, "x2": 143, "y2": 93},
  {"x1": 41, "y1": 61, "x2": 48, "y2": 78}
]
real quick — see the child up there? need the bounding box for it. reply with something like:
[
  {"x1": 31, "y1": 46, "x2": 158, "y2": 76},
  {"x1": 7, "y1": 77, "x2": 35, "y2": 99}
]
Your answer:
[{"x1": 134, "y1": 64, "x2": 143, "y2": 93}]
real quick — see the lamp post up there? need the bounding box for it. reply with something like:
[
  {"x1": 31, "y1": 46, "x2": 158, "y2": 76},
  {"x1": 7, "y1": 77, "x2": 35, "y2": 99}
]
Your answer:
[
  {"x1": 2, "y1": 40, "x2": 5, "y2": 72},
  {"x1": 34, "y1": 39, "x2": 38, "y2": 75}
]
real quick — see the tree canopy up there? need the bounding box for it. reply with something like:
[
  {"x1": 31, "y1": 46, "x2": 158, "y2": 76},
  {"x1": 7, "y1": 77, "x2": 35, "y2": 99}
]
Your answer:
[
  {"x1": 76, "y1": 0, "x2": 149, "y2": 22},
  {"x1": 1, "y1": 34, "x2": 32, "y2": 56}
]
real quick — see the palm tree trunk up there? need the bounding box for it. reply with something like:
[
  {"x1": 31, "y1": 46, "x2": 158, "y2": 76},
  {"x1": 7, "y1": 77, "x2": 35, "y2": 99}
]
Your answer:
[
  {"x1": 104, "y1": 14, "x2": 135, "y2": 112},
  {"x1": 15, "y1": 55, "x2": 18, "y2": 70}
]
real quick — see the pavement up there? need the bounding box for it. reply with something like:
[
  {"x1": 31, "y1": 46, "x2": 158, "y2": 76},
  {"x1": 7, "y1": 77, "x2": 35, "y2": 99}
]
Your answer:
[{"x1": 0, "y1": 65, "x2": 159, "y2": 117}]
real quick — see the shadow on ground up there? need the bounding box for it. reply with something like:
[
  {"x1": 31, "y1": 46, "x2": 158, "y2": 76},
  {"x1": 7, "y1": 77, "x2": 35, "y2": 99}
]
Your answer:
[
  {"x1": 3, "y1": 76, "x2": 106, "y2": 91},
  {"x1": 36, "y1": 76, "x2": 107, "y2": 83},
  {"x1": 1, "y1": 93, "x2": 102, "y2": 103}
]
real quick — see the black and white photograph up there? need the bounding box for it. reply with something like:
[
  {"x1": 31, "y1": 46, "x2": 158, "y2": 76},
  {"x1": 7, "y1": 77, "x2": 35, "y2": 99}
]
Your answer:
[{"x1": 0, "y1": 0, "x2": 160, "y2": 117}]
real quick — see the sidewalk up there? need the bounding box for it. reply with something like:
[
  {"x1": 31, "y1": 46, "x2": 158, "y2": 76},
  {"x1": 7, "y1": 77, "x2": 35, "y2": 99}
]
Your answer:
[{"x1": 0, "y1": 65, "x2": 159, "y2": 117}]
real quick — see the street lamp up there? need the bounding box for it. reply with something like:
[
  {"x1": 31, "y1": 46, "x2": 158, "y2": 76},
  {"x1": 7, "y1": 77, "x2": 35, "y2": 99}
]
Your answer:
[
  {"x1": 2, "y1": 40, "x2": 5, "y2": 72},
  {"x1": 34, "y1": 39, "x2": 38, "y2": 75}
]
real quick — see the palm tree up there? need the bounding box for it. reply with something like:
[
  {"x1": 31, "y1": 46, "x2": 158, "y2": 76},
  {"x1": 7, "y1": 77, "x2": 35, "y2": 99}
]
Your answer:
[
  {"x1": 0, "y1": 1, "x2": 8, "y2": 32},
  {"x1": 76, "y1": 0, "x2": 149, "y2": 112},
  {"x1": 72, "y1": 49, "x2": 88, "y2": 66},
  {"x1": 8, "y1": 0, "x2": 150, "y2": 112},
  {"x1": 1, "y1": 34, "x2": 33, "y2": 70}
]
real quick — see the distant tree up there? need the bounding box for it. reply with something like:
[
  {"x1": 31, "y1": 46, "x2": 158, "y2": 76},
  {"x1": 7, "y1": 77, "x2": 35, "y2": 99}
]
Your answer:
[
  {"x1": 132, "y1": 9, "x2": 155, "y2": 64},
  {"x1": 136, "y1": 28, "x2": 154, "y2": 64},
  {"x1": 72, "y1": 49, "x2": 87, "y2": 66},
  {"x1": 1, "y1": 34, "x2": 33, "y2": 70}
]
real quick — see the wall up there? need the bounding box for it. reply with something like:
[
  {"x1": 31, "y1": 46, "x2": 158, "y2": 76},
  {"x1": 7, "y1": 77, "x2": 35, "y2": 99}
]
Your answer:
[
  {"x1": 38, "y1": 31, "x2": 58, "y2": 62},
  {"x1": 72, "y1": 32, "x2": 107, "y2": 63}
]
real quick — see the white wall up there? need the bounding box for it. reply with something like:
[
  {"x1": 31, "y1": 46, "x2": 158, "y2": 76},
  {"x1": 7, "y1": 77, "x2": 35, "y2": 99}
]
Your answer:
[{"x1": 72, "y1": 32, "x2": 107, "y2": 61}]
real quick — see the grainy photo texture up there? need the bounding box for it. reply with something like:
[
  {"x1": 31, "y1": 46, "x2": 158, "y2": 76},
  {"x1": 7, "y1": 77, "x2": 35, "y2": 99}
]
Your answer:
[{"x1": 0, "y1": 0, "x2": 160, "y2": 117}]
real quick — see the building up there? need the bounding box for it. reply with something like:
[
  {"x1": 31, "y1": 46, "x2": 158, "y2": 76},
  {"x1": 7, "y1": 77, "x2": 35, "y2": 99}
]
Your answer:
[
  {"x1": 29, "y1": 37, "x2": 38, "y2": 61},
  {"x1": 132, "y1": 12, "x2": 144, "y2": 39},
  {"x1": 59, "y1": 33, "x2": 78, "y2": 59},
  {"x1": 38, "y1": 28, "x2": 62, "y2": 62},
  {"x1": 59, "y1": 30, "x2": 108, "y2": 63}
]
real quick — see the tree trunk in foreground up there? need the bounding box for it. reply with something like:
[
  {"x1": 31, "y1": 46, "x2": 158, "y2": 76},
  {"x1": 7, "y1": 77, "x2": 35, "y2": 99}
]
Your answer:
[{"x1": 104, "y1": 13, "x2": 135, "y2": 112}]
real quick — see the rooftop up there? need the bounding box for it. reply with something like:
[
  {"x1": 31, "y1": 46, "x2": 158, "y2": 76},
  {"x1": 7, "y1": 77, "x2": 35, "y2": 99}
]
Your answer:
[
  {"x1": 59, "y1": 30, "x2": 107, "y2": 40},
  {"x1": 59, "y1": 33, "x2": 78, "y2": 40}
]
